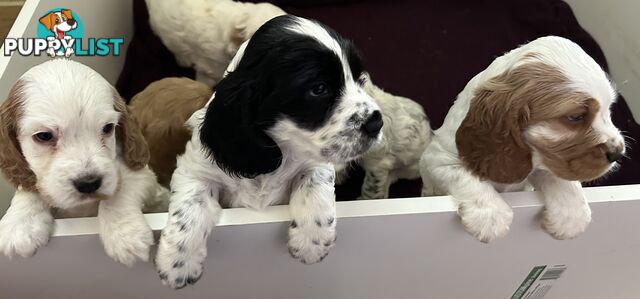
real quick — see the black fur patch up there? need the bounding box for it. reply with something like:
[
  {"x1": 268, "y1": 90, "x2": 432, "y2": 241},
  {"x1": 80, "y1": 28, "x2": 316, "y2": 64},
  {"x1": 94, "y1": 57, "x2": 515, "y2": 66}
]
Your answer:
[
  {"x1": 173, "y1": 261, "x2": 185, "y2": 268},
  {"x1": 198, "y1": 15, "x2": 364, "y2": 179}
]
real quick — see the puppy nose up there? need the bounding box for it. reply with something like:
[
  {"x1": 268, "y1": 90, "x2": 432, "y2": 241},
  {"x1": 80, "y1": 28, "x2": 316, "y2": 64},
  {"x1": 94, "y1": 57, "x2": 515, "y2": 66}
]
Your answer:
[
  {"x1": 605, "y1": 138, "x2": 625, "y2": 163},
  {"x1": 67, "y1": 19, "x2": 76, "y2": 26},
  {"x1": 362, "y1": 110, "x2": 383, "y2": 137},
  {"x1": 606, "y1": 151, "x2": 623, "y2": 163},
  {"x1": 73, "y1": 175, "x2": 102, "y2": 194}
]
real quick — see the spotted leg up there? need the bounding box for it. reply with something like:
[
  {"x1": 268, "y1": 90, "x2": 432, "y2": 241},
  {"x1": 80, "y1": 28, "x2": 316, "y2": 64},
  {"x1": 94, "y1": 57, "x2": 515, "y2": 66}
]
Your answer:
[
  {"x1": 155, "y1": 170, "x2": 220, "y2": 289},
  {"x1": 288, "y1": 165, "x2": 337, "y2": 264},
  {"x1": 360, "y1": 169, "x2": 391, "y2": 199}
]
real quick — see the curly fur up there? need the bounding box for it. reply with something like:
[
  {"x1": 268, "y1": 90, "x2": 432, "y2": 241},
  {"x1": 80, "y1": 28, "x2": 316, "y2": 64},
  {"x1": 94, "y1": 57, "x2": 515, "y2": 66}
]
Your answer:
[
  {"x1": 114, "y1": 92, "x2": 150, "y2": 171},
  {"x1": 420, "y1": 36, "x2": 625, "y2": 243},
  {"x1": 0, "y1": 81, "x2": 37, "y2": 191},
  {"x1": 130, "y1": 77, "x2": 212, "y2": 187},
  {"x1": 146, "y1": 0, "x2": 285, "y2": 86},
  {"x1": 0, "y1": 60, "x2": 168, "y2": 265},
  {"x1": 335, "y1": 74, "x2": 432, "y2": 199},
  {"x1": 155, "y1": 16, "x2": 382, "y2": 289}
]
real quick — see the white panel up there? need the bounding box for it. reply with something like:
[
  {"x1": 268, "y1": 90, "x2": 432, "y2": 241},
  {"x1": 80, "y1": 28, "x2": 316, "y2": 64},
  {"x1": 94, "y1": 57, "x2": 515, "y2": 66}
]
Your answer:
[
  {"x1": 1, "y1": 185, "x2": 639, "y2": 298},
  {"x1": 565, "y1": 0, "x2": 640, "y2": 122}
]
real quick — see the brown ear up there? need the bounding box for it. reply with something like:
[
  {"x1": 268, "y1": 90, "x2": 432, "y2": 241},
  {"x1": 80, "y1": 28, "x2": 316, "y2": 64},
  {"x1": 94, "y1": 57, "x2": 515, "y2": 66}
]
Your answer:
[
  {"x1": 61, "y1": 9, "x2": 73, "y2": 20},
  {"x1": 0, "y1": 80, "x2": 37, "y2": 191},
  {"x1": 456, "y1": 61, "x2": 579, "y2": 183},
  {"x1": 39, "y1": 12, "x2": 55, "y2": 30},
  {"x1": 456, "y1": 65, "x2": 536, "y2": 184},
  {"x1": 113, "y1": 91, "x2": 149, "y2": 170}
]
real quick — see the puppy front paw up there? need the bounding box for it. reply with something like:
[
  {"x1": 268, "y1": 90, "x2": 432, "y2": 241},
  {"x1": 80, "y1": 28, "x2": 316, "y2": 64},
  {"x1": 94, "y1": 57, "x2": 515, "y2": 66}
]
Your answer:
[
  {"x1": 100, "y1": 220, "x2": 153, "y2": 267},
  {"x1": 288, "y1": 217, "x2": 336, "y2": 264},
  {"x1": 458, "y1": 199, "x2": 513, "y2": 243},
  {"x1": 543, "y1": 203, "x2": 591, "y2": 240},
  {"x1": 0, "y1": 212, "x2": 53, "y2": 258},
  {"x1": 155, "y1": 230, "x2": 206, "y2": 289}
]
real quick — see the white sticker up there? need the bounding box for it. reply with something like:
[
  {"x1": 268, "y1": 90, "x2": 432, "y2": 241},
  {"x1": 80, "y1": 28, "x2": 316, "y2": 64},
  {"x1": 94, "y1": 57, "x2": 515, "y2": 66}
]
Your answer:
[{"x1": 511, "y1": 265, "x2": 567, "y2": 299}]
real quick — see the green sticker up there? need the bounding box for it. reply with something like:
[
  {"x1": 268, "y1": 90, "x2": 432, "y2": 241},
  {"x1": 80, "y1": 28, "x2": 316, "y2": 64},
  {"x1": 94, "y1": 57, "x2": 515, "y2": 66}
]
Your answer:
[{"x1": 511, "y1": 266, "x2": 547, "y2": 299}]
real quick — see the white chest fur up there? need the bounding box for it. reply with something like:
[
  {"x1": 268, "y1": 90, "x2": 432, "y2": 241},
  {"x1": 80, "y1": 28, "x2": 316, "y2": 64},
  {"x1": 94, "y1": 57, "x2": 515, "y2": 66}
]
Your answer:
[
  {"x1": 180, "y1": 107, "x2": 319, "y2": 210},
  {"x1": 219, "y1": 169, "x2": 299, "y2": 209}
]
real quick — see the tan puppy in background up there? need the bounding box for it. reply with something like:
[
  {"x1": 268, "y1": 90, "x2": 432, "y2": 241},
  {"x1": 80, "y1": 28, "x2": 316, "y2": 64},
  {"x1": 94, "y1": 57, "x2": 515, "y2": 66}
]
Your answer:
[{"x1": 130, "y1": 77, "x2": 212, "y2": 187}]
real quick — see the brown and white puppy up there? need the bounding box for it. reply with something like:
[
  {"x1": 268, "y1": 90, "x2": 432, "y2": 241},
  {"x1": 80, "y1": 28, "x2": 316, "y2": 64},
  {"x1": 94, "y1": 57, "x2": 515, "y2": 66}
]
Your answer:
[
  {"x1": 420, "y1": 36, "x2": 625, "y2": 242},
  {"x1": 130, "y1": 77, "x2": 212, "y2": 187},
  {"x1": 0, "y1": 59, "x2": 167, "y2": 265}
]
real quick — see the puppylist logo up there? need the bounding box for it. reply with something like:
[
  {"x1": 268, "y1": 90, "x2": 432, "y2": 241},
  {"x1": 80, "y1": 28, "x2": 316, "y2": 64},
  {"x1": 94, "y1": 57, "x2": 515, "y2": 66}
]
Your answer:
[{"x1": 3, "y1": 8, "x2": 123, "y2": 57}]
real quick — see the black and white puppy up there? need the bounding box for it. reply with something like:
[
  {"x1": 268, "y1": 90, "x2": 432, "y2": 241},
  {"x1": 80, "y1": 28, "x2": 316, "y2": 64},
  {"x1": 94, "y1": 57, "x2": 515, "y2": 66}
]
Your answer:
[{"x1": 155, "y1": 15, "x2": 383, "y2": 289}]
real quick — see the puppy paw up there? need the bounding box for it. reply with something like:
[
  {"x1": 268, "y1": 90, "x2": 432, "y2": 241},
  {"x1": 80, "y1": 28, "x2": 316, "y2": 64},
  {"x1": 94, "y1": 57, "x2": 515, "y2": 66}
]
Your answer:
[
  {"x1": 288, "y1": 217, "x2": 336, "y2": 264},
  {"x1": 543, "y1": 203, "x2": 591, "y2": 240},
  {"x1": 458, "y1": 199, "x2": 513, "y2": 243},
  {"x1": 0, "y1": 212, "x2": 53, "y2": 258},
  {"x1": 155, "y1": 230, "x2": 206, "y2": 289},
  {"x1": 100, "y1": 220, "x2": 153, "y2": 267}
]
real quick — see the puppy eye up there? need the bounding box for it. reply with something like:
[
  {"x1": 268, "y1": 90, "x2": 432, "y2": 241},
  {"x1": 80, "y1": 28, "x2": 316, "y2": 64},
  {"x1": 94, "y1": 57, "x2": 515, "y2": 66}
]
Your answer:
[
  {"x1": 309, "y1": 84, "x2": 330, "y2": 97},
  {"x1": 102, "y1": 123, "x2": 115, "y2": 135},
  {"x1": 33, "y1": 132, "x2": 54, "y2": 143},
  {"x1": 567, "y1": 112, "x2": 587, "y2": 123}
]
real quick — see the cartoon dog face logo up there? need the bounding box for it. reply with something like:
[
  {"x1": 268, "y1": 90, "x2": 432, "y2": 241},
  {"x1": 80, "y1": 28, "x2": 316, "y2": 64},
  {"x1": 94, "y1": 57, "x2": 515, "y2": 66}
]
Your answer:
[{"x1": 39, "y1": 9, "x2": 77, "y2": 40}]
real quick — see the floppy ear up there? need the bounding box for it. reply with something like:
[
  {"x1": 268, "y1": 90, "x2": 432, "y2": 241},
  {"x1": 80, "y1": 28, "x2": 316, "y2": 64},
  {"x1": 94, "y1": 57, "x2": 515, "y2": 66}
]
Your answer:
[
  {"x1": 0, "y1": 80, "x2": 38, "y2": 191},
  {"x1": 113, "y1": 91, "x2": 149, "y2": 170},
  {"x1": 39, "y1": 12, "x2": 55, "y2": 30},
  {"x1": 61, "y1": 9, "x2": 73, "y2": 20},
  {"x1": 199, "y1": 70, "x2": 282, "y2": 178},
  {"x1": 456, "y1": 65, "x2": 535, "y2": 184}
]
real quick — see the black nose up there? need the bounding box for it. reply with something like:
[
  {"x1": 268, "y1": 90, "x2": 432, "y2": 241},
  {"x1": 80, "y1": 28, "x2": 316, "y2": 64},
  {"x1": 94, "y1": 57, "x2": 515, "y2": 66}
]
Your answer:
[
  {"x1": 73, "y1": 175, "x2": 102, "y2": 194},
  {"x1": 67, "y1": 19, "x2": 76, "y2": 26},
  {"x1": 361, "y1": 110, "x2": 383, "y2": 137},
  {"x1": 606, "y1": 151, "x2": 623, "y2": 163}
]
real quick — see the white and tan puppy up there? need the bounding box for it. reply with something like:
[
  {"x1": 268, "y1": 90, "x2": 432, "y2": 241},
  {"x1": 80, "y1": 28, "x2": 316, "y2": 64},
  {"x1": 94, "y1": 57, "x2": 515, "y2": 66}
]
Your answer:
[
  {"x1": 420, "y1": 36, "x2": 625, "y2": 243},
  {"x1": 146, "y1": 0, "x2": 285, "y2": 86},
  {"x1": 336, "y1": 74, "x2": 431, "y2": 199},
  {"x1": 0, "y1": 59, "x2": 167, "y2": 265}
]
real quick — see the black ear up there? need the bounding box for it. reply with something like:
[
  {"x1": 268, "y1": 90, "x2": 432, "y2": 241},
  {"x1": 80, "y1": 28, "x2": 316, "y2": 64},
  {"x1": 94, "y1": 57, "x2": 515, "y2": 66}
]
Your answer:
[{"x1": 199, "y1": 71, "x2": 282, "y2": 178}]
